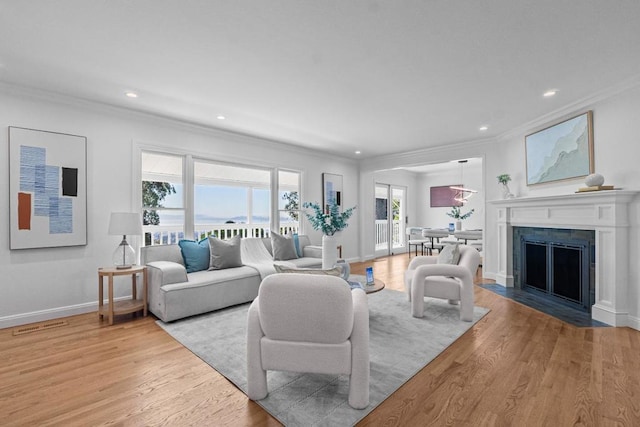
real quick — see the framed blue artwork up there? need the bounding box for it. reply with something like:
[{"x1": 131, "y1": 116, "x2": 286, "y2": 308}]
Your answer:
[
  {"x1": 9, "y1": 127, "x2": 87, "y2": 249},
  {"x1": 322, "y1": 172, "x2": 342, "y2": 212},
  {"x1": 525, "y1": 111, "x2": 594, "y2": 186}
]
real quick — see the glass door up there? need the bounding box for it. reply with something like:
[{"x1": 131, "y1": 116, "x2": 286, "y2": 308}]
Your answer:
[
  {"x1": 374, "y1": 184, "x2": 406, "y2": 257},
  {"x1": 391, "y1": 186, "x2": 406, "y2": 253}
]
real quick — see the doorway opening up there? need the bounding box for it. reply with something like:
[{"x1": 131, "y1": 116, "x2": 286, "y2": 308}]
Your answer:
[{"x1": 374, "y1": 184, "x2": 406, "y2": 257}]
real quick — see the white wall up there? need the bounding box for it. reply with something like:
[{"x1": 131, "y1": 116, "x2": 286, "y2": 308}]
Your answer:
[
  {"x1": 362, "y1": 82, "x2": 640, "y2": 329},
  {"x1": 359, "y1": 143, "x2": 493, "y2": 261},
  {"x1": 4, "y1": 82, "x2": 640, "y2": 329},
  {"x1": 416, "y1": 160, "x2": 484, "y2": 230},
  {"x1": 483, "y1": 85, "x2": 640, "y2": 329},
  {"x1": 372, "y1": 169, "x2": 419, "y2": 254},
  {"x1": 0, "y1": 86, "x2": 358, "y2": 328}
]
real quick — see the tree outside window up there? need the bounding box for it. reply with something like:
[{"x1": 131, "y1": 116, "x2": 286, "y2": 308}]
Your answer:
[
  {"x1": 142, "y1": 181, "x2": 176, "y2": 245},
  {"x1": 282, "y1": 191, "x2": 299, "y2": 221}
]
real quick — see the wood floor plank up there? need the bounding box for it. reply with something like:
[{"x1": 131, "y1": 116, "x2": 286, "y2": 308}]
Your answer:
[{"x1": 2, "y1": 254, "x2": 640, "y2": 426}]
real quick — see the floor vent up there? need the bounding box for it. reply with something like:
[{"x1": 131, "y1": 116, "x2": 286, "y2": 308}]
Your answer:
[{"x1": 12, "y1": 320, "x2": 69, "y2": 336}]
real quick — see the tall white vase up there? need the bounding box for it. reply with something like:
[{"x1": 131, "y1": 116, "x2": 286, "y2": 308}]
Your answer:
[
  {"x1": 501, "y1": 183, "x2": 514, "y2": 199},
  {"x1": 322, "y1": 234, "x2": 338, "y2": 269}
]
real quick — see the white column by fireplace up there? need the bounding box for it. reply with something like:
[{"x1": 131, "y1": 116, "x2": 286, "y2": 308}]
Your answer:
[{"x1": 490, "y1": 190, "x2": 638, "y2": 327}]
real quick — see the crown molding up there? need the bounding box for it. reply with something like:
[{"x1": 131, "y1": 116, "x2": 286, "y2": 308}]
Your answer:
[
  {"x1": 497, "y1": 72, "x2": 640, "y2": 141},
  {"x1": 0, "y1": 81, "x2": 357, "y2": 165},
  {"x1": 360, "y1": 135, "x2": 496, "y2": 172}
]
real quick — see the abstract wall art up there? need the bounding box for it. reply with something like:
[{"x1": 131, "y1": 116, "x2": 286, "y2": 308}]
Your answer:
[
  {"x1": 322, "y1": 173, "x2": 343, "y2": 212},
  {"x1": 9, "y1": 127, "x2": 87, "y2": 249},
  {"x1": 525, "y1": 111, "x2": 594, "y2": 186}
]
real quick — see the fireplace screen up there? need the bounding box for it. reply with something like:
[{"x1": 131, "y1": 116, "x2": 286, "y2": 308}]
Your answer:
[{"x1": 521, "y1": 237, "x2": 590, "y2": 311}]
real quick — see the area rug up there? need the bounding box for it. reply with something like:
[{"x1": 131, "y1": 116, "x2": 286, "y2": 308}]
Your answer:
[{"x1": 158, "y1": 289, "x2": 489, "y2": 426}]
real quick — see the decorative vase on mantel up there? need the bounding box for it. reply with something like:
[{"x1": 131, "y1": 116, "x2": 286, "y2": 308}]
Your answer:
[
  {"x1": 497, "y1": 173, "x2": 514, "y2": 199},
  {"x1": 455, "y1": 220, "x2": 462, "y2": 231},
  {"x1": 501, "y1": 183, "x2": 514, "y2": 199},
  {"x1": 322, "y1": 234, "x2": 338, "y2": 269}
]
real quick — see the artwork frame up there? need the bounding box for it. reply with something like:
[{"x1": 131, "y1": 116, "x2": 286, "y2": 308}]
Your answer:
[
  {"x1": 322, "y1": 173, "x2": 343, "y2": 212},
  {"x1": 525, "y1": 111, "x2": 594, "y2": 186},
  {"x1": 9, "y1": 127, "x2": 87, "y2": 249},
  {"x1": 430, "y1": 185, "x2": 463, "y2": 207}
]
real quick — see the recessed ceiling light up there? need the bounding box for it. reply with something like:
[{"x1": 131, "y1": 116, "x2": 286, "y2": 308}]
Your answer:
[
  {"x1": 543, "y1": 90, "x2": 557, "y2": 97},
  {"x1": 217, "y1": 115, "x2": 226, "y2": 120},
  {"x1": 355, "y1": 151, "x2": 361, "y2": 154},
  {"x1": 125, "y1": 92, "x2": 138, "y2": 98},
  {"x1": 479, "y1": 126, "x2": 488, "y2": 131}
]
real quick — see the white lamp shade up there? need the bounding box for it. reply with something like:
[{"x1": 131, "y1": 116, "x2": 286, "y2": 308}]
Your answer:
[{"x1": 108, "y1": 212, "x2": 143, "y2": 236}]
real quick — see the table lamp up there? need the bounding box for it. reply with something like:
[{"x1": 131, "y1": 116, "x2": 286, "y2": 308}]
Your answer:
[{"x1": 108, "y1": 212, "x2": 143, "y2": 269}]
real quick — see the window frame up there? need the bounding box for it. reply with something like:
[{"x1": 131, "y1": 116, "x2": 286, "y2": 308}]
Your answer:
[
  {"x1": 135, "y1": 144, "x2": 304, "y2": 245},
  {"x1": 277, "y1": 168, "x2": 302, "y2": 235}
]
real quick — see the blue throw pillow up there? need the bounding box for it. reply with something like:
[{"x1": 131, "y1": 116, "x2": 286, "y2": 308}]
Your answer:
[
  {"x1": 178, "y1": 238, "x2": 210, "y2": 273},
  {"x1": 292, "y1": 233, "x2": 302, "y2": 258}
]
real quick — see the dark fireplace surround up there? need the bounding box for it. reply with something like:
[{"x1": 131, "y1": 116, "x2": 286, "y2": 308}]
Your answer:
[{"x1": 513, "y1": 227, "x2": 595, "y2": 312}]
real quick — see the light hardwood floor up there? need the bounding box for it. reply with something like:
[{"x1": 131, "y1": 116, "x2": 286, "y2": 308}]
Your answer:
[{"x1": 2, "y1": 254, "x2": 640, "y2": 426}]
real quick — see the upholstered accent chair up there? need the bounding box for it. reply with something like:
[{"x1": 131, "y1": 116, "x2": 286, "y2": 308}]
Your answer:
[
  {"x1": 404, "y1": 244, "x2": 481, "y2": 321},
  {"x1": 406, "y1": 227, "x2": 429, "y2": 257},
  {"x1": 246, "y1": 273, "x2": 370, "y2": 409}
]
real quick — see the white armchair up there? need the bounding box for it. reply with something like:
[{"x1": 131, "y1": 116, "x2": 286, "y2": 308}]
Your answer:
[
  {"x1": 404, "y1": 245, "x2": 481, "y2": 321},
  {"x1": 246, "y1": 273, "x2": 370, "y2": 409}
]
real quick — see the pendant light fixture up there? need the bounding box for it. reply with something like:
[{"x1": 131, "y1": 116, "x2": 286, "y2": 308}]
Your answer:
[{"x1": 449, "y1": 160, "x2": 477, "y2": 204}]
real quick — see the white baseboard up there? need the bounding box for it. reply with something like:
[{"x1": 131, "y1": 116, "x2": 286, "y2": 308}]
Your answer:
[
  {"x1": 362, "y1": 254, "x2": 377, "y2": 262},
  {"x1": 626, "y1": 315, "x2": 640, "y2": 331},
  {"x1": 483, "y1": 272, "x2": 497, "y2": 281},
  {"x1": 0, "y1": 296, "x2": 132, "y2": 330},
  {"x1": 591, "y1": 304, "x2": 628, "y2": 327}
]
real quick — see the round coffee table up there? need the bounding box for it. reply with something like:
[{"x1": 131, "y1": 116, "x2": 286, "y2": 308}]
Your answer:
[{"x1": 349, "y1": 275, "x2": 385, "y2": 294}]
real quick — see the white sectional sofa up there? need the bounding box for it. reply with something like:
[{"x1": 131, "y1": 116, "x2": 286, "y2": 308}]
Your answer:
[{"x1": 141, "y1": 235, "x2": 322, "y2": 322}]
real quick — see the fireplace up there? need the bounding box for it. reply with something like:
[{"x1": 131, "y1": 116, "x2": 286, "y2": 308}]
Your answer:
[
  {"x1": 490, "y1": 190, "x2": 638, "y2": 327},
  {"x1": 514, "y1": 227, "x2": 594, "y2": 312}
]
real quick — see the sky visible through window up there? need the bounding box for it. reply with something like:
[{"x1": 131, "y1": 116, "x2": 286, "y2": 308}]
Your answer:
[{"x1": 155, "y1": 184, "x2": 277, "y2": 225}]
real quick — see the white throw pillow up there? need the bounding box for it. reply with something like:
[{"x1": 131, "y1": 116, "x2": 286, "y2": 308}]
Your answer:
[{"x1": 437, "y1": 244, "x2": 461, "y2": 265}]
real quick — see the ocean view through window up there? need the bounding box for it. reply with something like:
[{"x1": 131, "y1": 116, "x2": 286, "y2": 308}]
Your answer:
[
  {"x1": 141, "y1": 150, "x2": 302, "y2": 246},
  {"x1": 194, "y1": 160, "x2": 271, "y2": 239}
]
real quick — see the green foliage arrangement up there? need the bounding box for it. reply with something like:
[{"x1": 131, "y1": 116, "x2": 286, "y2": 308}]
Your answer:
[
  {"x1": 447, "y1": 206, "x2": 474, "y2": 220},
  {"x1": 497, "y1": 174, "x2": 512, "y2": 185},
  {"x1": 302, "y1": 200, "x2": 356, "y2": 236}
]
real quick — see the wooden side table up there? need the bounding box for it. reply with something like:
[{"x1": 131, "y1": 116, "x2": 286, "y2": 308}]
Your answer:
[
  {"x1": 348, "y1": 275, "x2": 386, "y2": 294},
  {"x1": 98, "y1": 265, "x2": 147, "y2": 325}
]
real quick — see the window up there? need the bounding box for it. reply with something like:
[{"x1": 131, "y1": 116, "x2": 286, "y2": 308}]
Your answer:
[
  {"x1": 278, "y1": 170, "x2": 300, "y2": 235},
  {"x1": 194, "y1": 160, "x2": 272, "y2": 239},
  {"x1": 141, "y1": 151, "x2": 184, "y2": 245},
  {"x1": 140, "y1": 150, "x2": 302, "y2": 245}
]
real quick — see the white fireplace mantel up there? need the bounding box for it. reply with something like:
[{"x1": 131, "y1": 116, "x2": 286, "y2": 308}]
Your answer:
[{"x1": 489, "y1": 190, "x2": 639, "y2": 327}]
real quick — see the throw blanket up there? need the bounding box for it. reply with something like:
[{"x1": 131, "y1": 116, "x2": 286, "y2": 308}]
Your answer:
[{"x1": 241, "y1": 238, "x2": 282, "y2": 279}]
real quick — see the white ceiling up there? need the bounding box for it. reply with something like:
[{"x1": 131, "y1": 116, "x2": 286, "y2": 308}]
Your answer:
[{"x1": 1, "y1": 1, "x2": 639, "y2": 159}]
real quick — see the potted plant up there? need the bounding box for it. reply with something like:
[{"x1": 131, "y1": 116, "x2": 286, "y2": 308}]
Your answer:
[
  {"x1": 302, "y1": 200, "x2": 356, "y2": 268},
  {"x1": 497, "y1": 174, "x2": 514, "y2": 199},
  {"x1": 446, "y1": 206, "x2": 474, "y2": 231}
]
